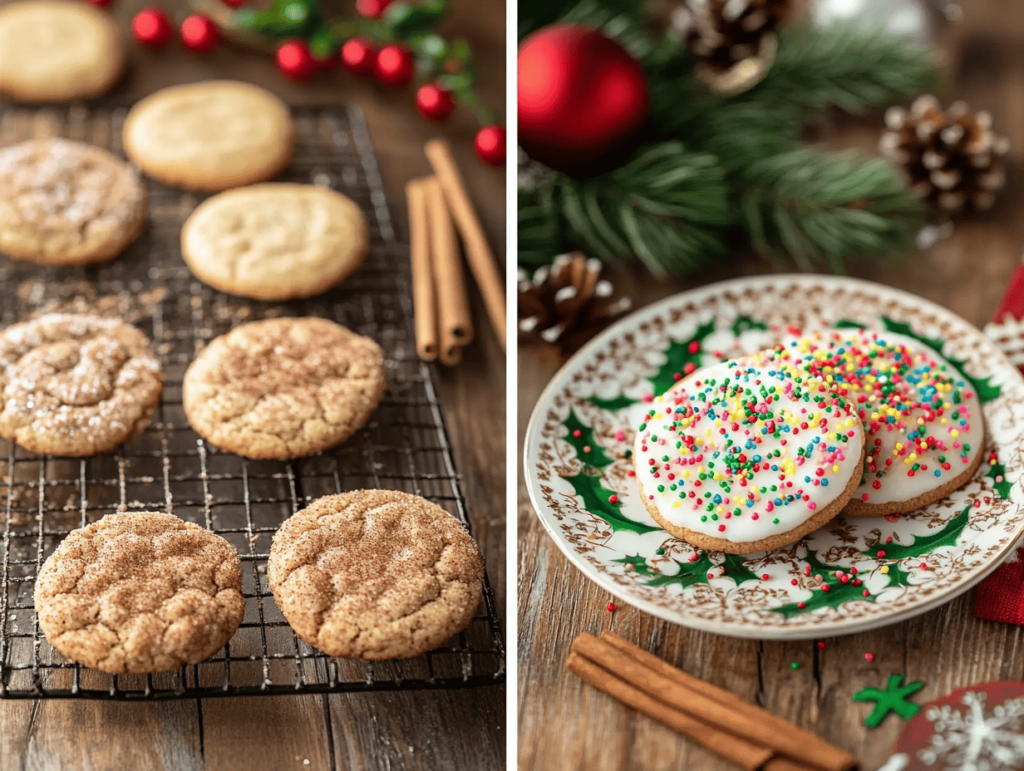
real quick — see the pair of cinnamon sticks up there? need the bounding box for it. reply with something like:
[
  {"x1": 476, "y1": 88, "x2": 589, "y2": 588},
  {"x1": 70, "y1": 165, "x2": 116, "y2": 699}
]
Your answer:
[
  {"x1": 406, "y1": 139, "x2": 506, "y2": 366},
  {"x1": 567, "y1": 632, "x2": 857, "y2": 771}
]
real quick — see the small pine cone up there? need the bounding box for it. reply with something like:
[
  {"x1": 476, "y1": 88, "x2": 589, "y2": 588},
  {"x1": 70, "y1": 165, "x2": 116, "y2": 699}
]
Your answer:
[
  {"x1": 880, "y1": 95, "x2": 1011, "y2": 214},
  {"x1": 671, "y1": 0, "x2": 791, "y2": 94},
  {"x1": 518, "y1": 253, "x2": 632, "y2": 351}
]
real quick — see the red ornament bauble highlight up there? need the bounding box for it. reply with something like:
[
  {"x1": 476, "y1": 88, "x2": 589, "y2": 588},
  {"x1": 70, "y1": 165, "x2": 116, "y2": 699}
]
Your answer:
[
  {"x1": 276, "y1": 40, "x2": 316, "y2": 81},
  {"x1": 181, "y1": 14, "x2": 220, "y2": 53},
  {"x1": 131, "y1": 8, "x2": 174, "y2": 47},
  {"x1": 374, "y1": 44, "x2": 414, "y2": 88},
  {"x1": 341, "y1": 38, "x2": 376, "y2": 76},
  {"x1": 415, "y1": 84, "x2": 454, "y2": 122},
  {"x1": 518, "y1": 23, "x2": 649, "y2": 177},
  {"x1": 356, "y1": 0, "x2": 396, "y2": 19},
  {"x1": 474, "y1": 125, "x2": 506, "y2": 167}
]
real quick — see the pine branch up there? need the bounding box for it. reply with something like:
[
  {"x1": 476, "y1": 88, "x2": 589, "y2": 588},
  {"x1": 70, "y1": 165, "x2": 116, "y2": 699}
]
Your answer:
[
  {"x1": 737, "y1": 148, "x2": 924, "y2": 272},
  {"x1": 518, "y1": 185, "x2": 565, "y2": 268}
]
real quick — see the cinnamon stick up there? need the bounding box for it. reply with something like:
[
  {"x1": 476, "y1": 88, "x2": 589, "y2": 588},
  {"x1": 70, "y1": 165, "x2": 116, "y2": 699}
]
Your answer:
[
  {"x1": 424, "y1": 176, "x2": 473, "y2": 366},
  {"x1": 596, "y1": 633, "x2": 857, "y2": 771},
  {"x1": 424, "y1": 139, "x2": 506, "y2": 350},
  {"x1": 405, "y1": 178, "x2": 437, "y2": 361},
  {"x1": 565, "y1": 652, "x2": 774, "y2": 771}
]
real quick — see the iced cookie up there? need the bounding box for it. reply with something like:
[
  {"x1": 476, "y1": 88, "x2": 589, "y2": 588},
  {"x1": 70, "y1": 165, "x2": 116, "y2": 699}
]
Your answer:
[
  {"x1": 0, "y1": 0, "x2": 124, "y2": 102},
  {"x1": 634, "y1": 360, "x2": 866, "y2": 554},
  {"x1": 35, "y1": 512, "x2": 244, "y2": 673},
  {"x1": 123, "y1": 81, "x2": 293, "y2": 192},
  {"x1": 268, "y1": 490, "x2": 484, "y2": 659},
  {"x1": 181, "y1": 183, "x2": 368, "y2": 300},
  {"x1": 753, "y1": 329, "x2": 985, "y2": 516},
  {"x1": 182, "y1": 317, "x2": 385, "y2": 459}
]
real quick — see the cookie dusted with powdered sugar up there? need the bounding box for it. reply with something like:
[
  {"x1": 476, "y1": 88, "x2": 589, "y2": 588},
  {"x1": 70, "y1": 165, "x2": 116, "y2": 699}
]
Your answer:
[
  {"x1": 35, "y1": 512, "x2": 244, "y2": 673},
  {"x1": 0, "y1": 314, "x2": 163, "y2": 456},
  {"x1": 0, "y1": 139, "x2": 147, "y2": 266},
  {"x1": 268, "y1": 490, "x2": 484, "y2": 660},
  {"x1": 182, "y1": 317, "x2": 385, "y2": 459}
]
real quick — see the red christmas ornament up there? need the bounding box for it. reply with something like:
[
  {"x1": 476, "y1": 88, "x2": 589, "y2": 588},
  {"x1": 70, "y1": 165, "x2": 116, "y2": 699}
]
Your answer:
[
  {"x1": 518, "y1": 23, "x2": 649, "y2": 177},
  {"x1": 131, "y1": 8, "x2": 174, "y2": 47},
  {"x1": 415, "y1": 84, "x2": 454, "y2": 122},
  {"x1": 181, "y1": 14, "x2": 220, "y2": 53},
  {"x1": 276, "y1": 41, "x2": 316, "y2": 81},
  {"x1": 374, "y1": 44, "x2": 414, "y2": 88},
  {"x1": 356, "y1": 0, "x2": 397, "y2": 19},
  {"x1": 474, "y1": 125, "x2": 506, "y2": 167},
  {"x1": 340, "y1": 38, "x2": 376, "y2": 76}
]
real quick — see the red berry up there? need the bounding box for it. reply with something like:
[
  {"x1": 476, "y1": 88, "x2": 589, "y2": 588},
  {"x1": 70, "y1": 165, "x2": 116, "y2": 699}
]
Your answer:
[
  {"x1": 132, "y1": 8, "x2": 174, "y2": 47},
  {"x1": 415, "y1": 84, "x2": 455, "y2": 122},
  {"x1": 220, "y1": 0, "x2": 246, "y2": 6},
  {"x1": 356, "y1": 0, "x2": 396, "y2": 18},
  {"x1": 341, "y1": 38, "x2": 377, "y2": 76},
  {"x1": 181, "y1": 14, "x2": 220, "y2": 53},
  {"x1": 606, "y1": 602, "x2": 616, "y2": 612},
  {"x1": 374, "y1": 44, "x2": 414, "y2": 87},
  {"x1": 474, "y1": 124, "x2": 506, "y2": 167},
  {"x1": 276, "y1": 40, "x2": 316, "y2": 81}
]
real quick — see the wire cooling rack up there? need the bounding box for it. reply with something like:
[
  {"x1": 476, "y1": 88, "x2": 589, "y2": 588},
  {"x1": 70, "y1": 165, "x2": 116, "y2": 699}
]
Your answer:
[{"x1": 0, "y1": 104, "x2": 505, "y2": 700}]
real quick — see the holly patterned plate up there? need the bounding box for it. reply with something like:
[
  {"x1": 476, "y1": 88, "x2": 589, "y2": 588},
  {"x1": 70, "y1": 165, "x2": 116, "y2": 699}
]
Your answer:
[{"x1": 523, "y1": 275, "x2": 1024, "y2": 639}]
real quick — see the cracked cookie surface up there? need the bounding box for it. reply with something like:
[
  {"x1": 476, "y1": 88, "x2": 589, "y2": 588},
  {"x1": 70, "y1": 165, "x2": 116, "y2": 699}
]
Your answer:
[
  {"x1": 123, "y1": 81, "x2": 293, "y2": 192},
  {"x1": 181, "y1": 183, "x2": 368, "y2": 300},
  {"x1": 0, "y1": 313, "x2": 164, "y2": 456},
  {"x1": 268, "y1": 490, "x2": 484, "y2": 660},
  {"x1": 0, "y1": 139, "x2": 147, "y2": 265},
  {"x1": 183, "y1": 317, "x2": 385, "y2": 459},
  {"x1": 35, "y1": 512, "x2": 244, "y2": 674}
]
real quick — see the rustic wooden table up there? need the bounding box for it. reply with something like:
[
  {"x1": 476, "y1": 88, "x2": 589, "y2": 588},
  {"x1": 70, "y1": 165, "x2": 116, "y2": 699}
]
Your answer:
[
  {"x1": 0, "y1": 1, "x2": 506, "y2": 770},
  {"x1": 518, "y1": 3, "x2": 1024, "y2": 769}
]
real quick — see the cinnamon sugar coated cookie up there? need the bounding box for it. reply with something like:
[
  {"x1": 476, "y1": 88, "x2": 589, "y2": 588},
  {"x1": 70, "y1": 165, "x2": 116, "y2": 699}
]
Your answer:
[
  {"x1": 0, "y1": 1, "x2": 124, "y2": 102},
  {"x1": 0, "y1": 314, "x2": 163, "y2": 456},
  {"x1": 268, "y1": 491, "x2": 484, "y2": 660},
  {"x1": 181, "y1": 184, "x2": 368, "y2": 300},
  {"x1": 635, "y1": 360, "x2": 865, "y2": 554},
  {"x1": 0, "y1": 139, "x2": 147, "y2": 265},
  {"x1": 35, "y1": 512, "x2": 244, "y2": 673},
  {"x1": 123, "y1": 81, "x2": 293, "y2": 191},
  {"x1": 752, "y1": 329, "x2": 985, "y2": 516},
  {"x1": 182, "y1": 317, "x2": 385, "y2": 459}
]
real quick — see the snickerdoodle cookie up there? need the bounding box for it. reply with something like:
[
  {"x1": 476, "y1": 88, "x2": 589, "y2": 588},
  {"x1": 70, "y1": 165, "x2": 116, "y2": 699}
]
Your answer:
[
  {"x1": 0, "y1": 139, "x2": 147, "y2": 266},
  {"x1": 123, "y1": 81, "x2": 293, "y2": 191},
  {"x1": 268, "y1": 490, "x2": 484, "y2": 660},
  {"x1": 181, "y1": 183, "x2": 368, "y2": 300},
  {"x1": 35, "y1": 512, "x2": 244, "y2": 673},
  {"x1": 0, "y1": 314, "x2": 163, "y2": 456},
  {"x1": 182, "y1": 317, "x2": 385, "y2": 459},
  {"x1": 0, "y1": 1, "x2": 125, "y2": 103}
]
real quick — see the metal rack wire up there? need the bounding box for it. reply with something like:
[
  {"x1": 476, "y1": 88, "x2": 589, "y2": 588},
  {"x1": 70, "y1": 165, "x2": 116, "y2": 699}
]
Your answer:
[{"x1": 0, "y1": 104, "x2": 505, "y2": 699}]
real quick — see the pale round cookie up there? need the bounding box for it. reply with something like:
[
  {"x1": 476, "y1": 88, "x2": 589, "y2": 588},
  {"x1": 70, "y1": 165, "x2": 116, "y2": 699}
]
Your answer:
[
  {"x1": 268, "y1": 490, "x2": 484, "y2": 660},
  {"x1": 181, "y1": 183, "x2": 368, "y2": 300},
  {"x1": 0, "y1": 0, "x2": 124, "y2": 103},
  {"x1": 35, "y1": 512, "x2": 244, "y2": 674},
  {"x1": 0, "y1": 314, "x2": 163, "y2": 456},
  {"x1": 752, "y1": 329, "x2": 986, "y2": 517},
  {"x1": 123, "y1": 81, "x2": 293, "y2": 192},
  {"x1": 183, "y1": 317, "x2": 385, "y2": 459},
  {"x1": 634, "y1": 360, "x2": 866, "y2": 554},
  {"x1": 0, "y1": 139, "x2": 147, "y2": 266}
]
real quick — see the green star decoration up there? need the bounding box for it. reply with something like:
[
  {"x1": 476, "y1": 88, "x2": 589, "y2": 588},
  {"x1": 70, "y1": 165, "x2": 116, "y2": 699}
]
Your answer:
[{"x1": 852, "y1": 674, "x2": 925, "y2": 728}]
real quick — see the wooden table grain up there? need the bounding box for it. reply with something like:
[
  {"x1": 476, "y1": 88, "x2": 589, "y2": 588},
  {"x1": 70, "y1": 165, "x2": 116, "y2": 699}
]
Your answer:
[
  {"x1": 518, "y1": 3, "x2": 1024, "y2": 769},
  {"x1": 0, "y1": 1, "x2": 506, "y2": 770}
]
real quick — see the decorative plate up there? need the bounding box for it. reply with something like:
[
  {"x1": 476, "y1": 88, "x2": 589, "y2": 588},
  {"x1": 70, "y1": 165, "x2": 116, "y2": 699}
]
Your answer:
[{"x1": 523, "y1": 275, "x2": 1024, "y2": 639}]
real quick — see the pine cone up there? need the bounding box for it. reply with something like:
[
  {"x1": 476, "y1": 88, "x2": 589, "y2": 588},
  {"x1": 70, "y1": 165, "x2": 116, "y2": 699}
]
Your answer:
[
  {"x1": 518, "y1": 253, "x2": 632, "y2": 350},
  {"x1": 880, "y1": 95, "x2": 1010, "y2": 214},
  {"x1": 671, "y1": 0, "x2": 791, "y2": 94}
]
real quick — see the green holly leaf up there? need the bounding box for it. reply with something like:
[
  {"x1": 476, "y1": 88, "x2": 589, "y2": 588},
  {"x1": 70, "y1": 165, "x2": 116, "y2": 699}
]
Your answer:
[
  {"x1": 644, "y1": 552, "x2": 716, "y2": 589},
  {"x1": 614, "y1": 553, "x2": 654, "y2": 576},
  {"x1": 721, "y1": 553, "x2": 762, "y2": 586},
  {"x1": 885, "y1": 562, "x2": 915, "y2": 588},
  {"x1": 864, "y1": 503, "x2": 970, "y2": 561},
  {"x1": 771, "y1": 577, "x2": 875, "y2": 618},
  {"x1": 649, "y1": 319, "x2": 716, "y2": 395},
  {"x1": 308, "y1": 24, "x2": 339, "y2": 60},
  {"x1": 834, "y1": 319, "x2": 866, "y2": 330},
  {"x1": 880, "y1": 316, "x2": 945, "y2": 353},
  {"x1": 563, "y1": 408, "x2": 614, "y2": 469},
  {"x1": 561, "y1": 473, "x2": 660, "y2": 535},
  {"x1": 730, "y1": 315, "x2": 768, "y2": 336},
  {"x1": 384, "y1": 0, "x2": 448, "y2": 37},
  {"x1": 987, "y1": 460, "x2": 1013, "y2": 500},
  {"x1": 586, "y1": 394, "x2": 639, "y2": 412}
]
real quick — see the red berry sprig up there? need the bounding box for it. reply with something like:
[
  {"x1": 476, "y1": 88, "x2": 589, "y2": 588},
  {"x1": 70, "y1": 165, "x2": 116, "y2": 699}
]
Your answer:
[
  {"x1": 374, "y1": 44, "x2": 414, "y2": 88},
  {"x1": 276, "y1": 40, "x2": 317, "y2": 81},
  {"x1": 181, "y1": 14, "x2": 220, "y2": 53},
  {"x1": 415, "y1": 84, "x2": 454, "y2": 122},
  {"x1": 474, "y1": 125, "x2": 506, "y2": 167},
  {"x1": 132, "y1": 8, "x2": 174, "y2": 47},
  {"x1": 355, "y1": 0, "x2": 397, "y2": 19},
  {"x1": 341, "y1": 38, "x2": 376, "y2": 76}
]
